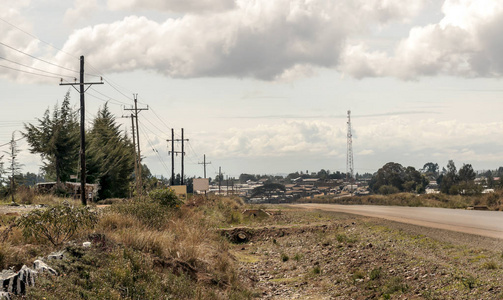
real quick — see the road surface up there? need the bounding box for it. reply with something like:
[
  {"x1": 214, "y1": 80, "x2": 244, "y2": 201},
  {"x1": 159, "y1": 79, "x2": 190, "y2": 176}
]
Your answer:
[{"x1": 291, "y1": 204, "x2": 503, "y2": 239}]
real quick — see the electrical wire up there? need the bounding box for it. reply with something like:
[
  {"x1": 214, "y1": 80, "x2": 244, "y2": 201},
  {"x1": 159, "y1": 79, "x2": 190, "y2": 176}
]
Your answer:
[
  {"x1": 0, "y1": 63, "x2": 63, "y2": 79},
  {"x1": 141, "y1": 115, "x2": 168, "y2": 137},
  {"x1": 0, "y1": 16, "x2": 77, "y2": 60},
  {"x1": 89, "y1": 86, "x2": 130, "y2": 106},
  {"x1": 0, "y1": 56, "x2": 76, "y2": 79},
  {"x1": 138, "y1": 119, "x2": 167, "y2": 147},
  {"x1": 102, "y1": 78, "x2": 135, "y2": 102},
  {"x1": 144, "y1": 136, "x2": 171, "y2": 175},
  {"x1": 186, "y1": 141, "x2": 202, "y2": 162},
  {"x1": 0, "y1": 19, "x2": 209, "y2": 174},
  {"x1": 0, "y1": 136, "x2": 25, "y2": 148},
  {"x1": 139, "y1": 120, "x2": 171, "y2": 174},
  {"x1": 0, "y1": 41, "x2": 80, "y2": 74},
  {"x1": 148, "y1": 107, "x2": 175, "y2": 132}
]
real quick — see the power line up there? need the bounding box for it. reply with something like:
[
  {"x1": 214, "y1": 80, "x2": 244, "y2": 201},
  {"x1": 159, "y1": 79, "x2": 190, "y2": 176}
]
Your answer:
[
  {"x1": 87, "y1": 87, "x2": 130, "y2": 107},
  {"x1": 142, "y1": 126, "x2": 170, "y2": 175},
  {"x1": 0, "y1": 16, "x2": 78, "y2": 60},
  {"x1": 0, "y1": 41, "x2": 80, "y2": 74},
  {"x1": 187, "y1": 141, "x2": 202, "y2": 162},
  {"x1": 0, "y1": 63, "x2": 63, "y2": 79},
  {"x1": 0, "y1": 136, "x2": 24, "y2": 148},
  {"x1": 103, "y1": 78, "x2": 134, "y2": 101},
  {"x1": 141, "y1": 114, "x2": 168, "y2": 137},
  {"x1": 148, "y1": 107, "x2": 175, "y2": 131},
  {"x1": 0, "y1": 56, "x2": 76, "y2": 78}
]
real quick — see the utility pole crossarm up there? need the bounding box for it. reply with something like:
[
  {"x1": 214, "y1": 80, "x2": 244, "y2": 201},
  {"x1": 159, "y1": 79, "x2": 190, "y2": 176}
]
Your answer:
[
  {"x1": 198, "y1": 154, "x2": 211, "y2": 179},
  {"x1": 123, "y1": 94, "x2": 148, "y2": 197},
  {"x1": 167, "y1": 128, "x2": 189, "y2": 185},
  {"x1": 58, "y1": 55, "x2": 104, "y2": 206}
]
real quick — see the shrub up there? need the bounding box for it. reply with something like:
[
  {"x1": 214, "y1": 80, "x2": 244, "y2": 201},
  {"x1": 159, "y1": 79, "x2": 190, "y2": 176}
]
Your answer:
[
  {"x1": 461, "y1": 275, "x2": 476, "y2": 290},
  {"x1": 352, "y1": 269, "x2": 365, "y2": 283},
  {"x1": 109, "y1": 200, "x2": 173, "y2": 229},
  {"x1": 378, "y1": 185, "x2": 400, "y2": 195},
  {"x1": 369, "y1": 267, "x2": 382, "y2": 280},
  {"x1": 482, "y1": 260, "x2": 498, "y2": 270},
  {"x1": 384, "y1": 276, "x2": 408, "y2": 295},
  {"x1": 17, "y1": 186, "x2": 36, "y2": 204},
  {"x1": 149, "y1": 188, "x2": 183, "y2": 208},
  {"x1": 17, "y1": 201, "x2": 98, "y2": 246},
  {"x1": 281, "y1": 253, "x2": 289, "y2": 262}
]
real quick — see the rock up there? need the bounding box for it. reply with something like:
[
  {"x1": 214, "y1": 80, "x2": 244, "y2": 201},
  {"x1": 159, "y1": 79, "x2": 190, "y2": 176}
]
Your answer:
[
  {"x1": 33, "y1": 260, "x2": 57, "y2": 275},
  {"x1": 48, "y1": 250, "x2": 65, "y2": 260},
  {"x1": 83, "y1": 242, "x2": 91, "y2": 248},
  {"x1": 0, "y1": 265, "x2": 38, "y2": 296}
]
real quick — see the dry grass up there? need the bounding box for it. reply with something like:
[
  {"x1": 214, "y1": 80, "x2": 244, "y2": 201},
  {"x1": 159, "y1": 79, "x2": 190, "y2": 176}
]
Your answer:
[
  {"x1": 0, "y1": 193, "x2": 252, "y2": 299},
  {"x1": 297, "y1": 191, "x2": 503, "y2": 210}
]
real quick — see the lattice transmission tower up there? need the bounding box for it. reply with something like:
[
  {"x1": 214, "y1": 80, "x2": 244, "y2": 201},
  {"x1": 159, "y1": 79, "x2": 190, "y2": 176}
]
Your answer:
[{"x1": 346, "y1": 110, "x2": 354, "y2": 182}]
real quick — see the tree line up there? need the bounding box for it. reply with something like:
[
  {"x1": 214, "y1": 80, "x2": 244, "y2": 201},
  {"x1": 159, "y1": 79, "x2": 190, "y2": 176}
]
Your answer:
[
  {"x1": 370, "y1": 160, "x2": 500, "y2": 195},
  {"x1": 21, "y1": 91, "x2": 135, "y2": 199}
]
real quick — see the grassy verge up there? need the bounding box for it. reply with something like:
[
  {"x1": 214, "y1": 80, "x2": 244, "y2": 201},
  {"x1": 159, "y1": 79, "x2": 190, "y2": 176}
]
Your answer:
[
  {"x1": 296, "y1": 191, "x2": 503, "y2": 210},
  {"x1": 0, "y1": 194, "x2": 253, "y2": 299}
]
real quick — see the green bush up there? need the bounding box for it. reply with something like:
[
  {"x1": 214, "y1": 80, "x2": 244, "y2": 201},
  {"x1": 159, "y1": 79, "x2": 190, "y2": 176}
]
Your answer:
[
  {"x1": 369, "y1": 267, "x2": 382, "y2": 280},
  {"x1": 378, "y1": 185, "x2": 400, "y2": 195},
  {"x1": 109, "y1": 200, "x2": 173, "y2": 229},
  {"x1": 149, "y1": 188, "x2": 183, "y2": 208},
  {"x1": 17, "y1": 201, "x2": 98, "y2": 246}
]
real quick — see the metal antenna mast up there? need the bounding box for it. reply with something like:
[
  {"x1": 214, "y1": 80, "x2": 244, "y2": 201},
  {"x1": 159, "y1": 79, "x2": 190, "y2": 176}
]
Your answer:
[{"x1": 346, "y1": 110, "x2": 354, "y2": 183}]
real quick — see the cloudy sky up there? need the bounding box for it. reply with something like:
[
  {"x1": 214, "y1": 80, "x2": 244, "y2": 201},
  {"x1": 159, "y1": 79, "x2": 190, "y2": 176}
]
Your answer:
[{"x1": 1, "y1": 0, "x2": 503, "y2": 178}]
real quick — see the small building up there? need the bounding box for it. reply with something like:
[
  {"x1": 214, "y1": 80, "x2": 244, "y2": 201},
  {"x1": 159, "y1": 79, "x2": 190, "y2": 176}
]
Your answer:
[{"x1": 36, "y1": 182, "x2": 99, "y2": 201}]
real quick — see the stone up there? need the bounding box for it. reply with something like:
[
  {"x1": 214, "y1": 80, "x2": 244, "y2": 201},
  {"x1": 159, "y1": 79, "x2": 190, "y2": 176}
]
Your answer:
[
  {"x1": 83, "y1": 242, "x2": 91, "y2": 248},
  {"x1": 33, "y1": 260, "x2": 57, "y2": 276},
  {"x1": 48, "y1": 250, "x2": 65, "y2": 260},
  {"x1": 0, "y1": 265, "x2": 39, "y2": 296}
]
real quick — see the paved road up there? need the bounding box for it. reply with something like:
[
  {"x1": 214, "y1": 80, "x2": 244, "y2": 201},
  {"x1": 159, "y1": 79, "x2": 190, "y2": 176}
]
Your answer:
[{"x1": 291, "y1": 204, "x2": 503, "y2": 239}]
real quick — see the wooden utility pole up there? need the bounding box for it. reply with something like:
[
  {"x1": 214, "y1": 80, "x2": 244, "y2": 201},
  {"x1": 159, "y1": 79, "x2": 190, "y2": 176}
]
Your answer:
[
  {"x1": 124, "y1": 94, "x2": 148, "y2": 194},
  {"x1": 198, "y1": 154, "x2": 211, "y2": 178},
  {"x1": 170, "y1": 129, "x2": 175, "y2": 185},
  {"x1": 180, "y1": 128, "x2": 189, "y2": 185},
  {"x1": 218, "y1": 167, "x2": 224, "y2": 194},
  {"x1": 166, "y1": 128, "x2": 188, "y2": 185},
  {"x1": 60, "y1": 55, "x2": 103, "y2": 206},
  {"x1": 130, "y1": 114, "x2": 138, "y2": 193}
]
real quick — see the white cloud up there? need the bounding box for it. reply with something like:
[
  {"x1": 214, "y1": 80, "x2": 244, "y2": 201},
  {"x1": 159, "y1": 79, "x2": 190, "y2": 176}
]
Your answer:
[
  {"x1": 107, "y1": 0, "x2": 236, "y2": 13},
  {"x1": 0, "y1": 0, "x2": 47, "y2": 83},
  {"x1": 340, "y1": 0, "x2": 503, "y2": 79},
  {"x1": 196, "y1": 117, "x2": 503, "y2": 171},
  {"x1": 53, "y1": 0, "x2": 426, "y2": 81},
  {"x1": 358, "y1": 149, "x2": 374, "y2": 156},
  {"x1": 201, "y1": 120, "x2": 345, "y2": 158},
  {"x1": 64, "y1": 0, "x2": 100, "y2": 27},
  {"x1": 10, "y1": 0, "x2": 503, "y2": 83}
]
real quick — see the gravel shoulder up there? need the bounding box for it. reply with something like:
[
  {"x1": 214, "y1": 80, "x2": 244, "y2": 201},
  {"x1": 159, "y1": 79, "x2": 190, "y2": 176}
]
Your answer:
[
  {"x1": 0, "y1": 204, "x2": 39, "y2": 215},
  {"x1": 231, "y1": 207, "x2": 503, "y2": 299}
]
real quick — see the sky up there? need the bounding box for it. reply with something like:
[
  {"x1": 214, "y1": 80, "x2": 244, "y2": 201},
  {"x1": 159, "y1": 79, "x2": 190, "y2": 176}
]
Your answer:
[{"x1": 1, "y1": 0, "x2": 503, "y2": 179}]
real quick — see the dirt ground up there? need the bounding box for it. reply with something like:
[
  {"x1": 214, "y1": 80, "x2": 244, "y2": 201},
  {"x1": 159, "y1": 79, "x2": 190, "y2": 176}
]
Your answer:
[
  {"x1": 230, "y1": 207, "x2": 503, "y2": 299},
  {"x1": 0, "y1": 204, "x2": 40, "y2": 216}
]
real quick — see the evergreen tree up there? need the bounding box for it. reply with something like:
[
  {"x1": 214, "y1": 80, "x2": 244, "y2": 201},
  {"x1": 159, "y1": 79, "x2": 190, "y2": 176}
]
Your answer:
[
  {"x1": 5, "y1": 132, "x2": 23, "y2": 203},
  {"x1": 440, "y1": 160, "x2": 459, "y2": 194},
  {"x1": 23, "y1": 91, "x2": 79, "y2": 184},
  {"x1": 87, "y1": 103, "x2": 135, "y2": 199}
]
